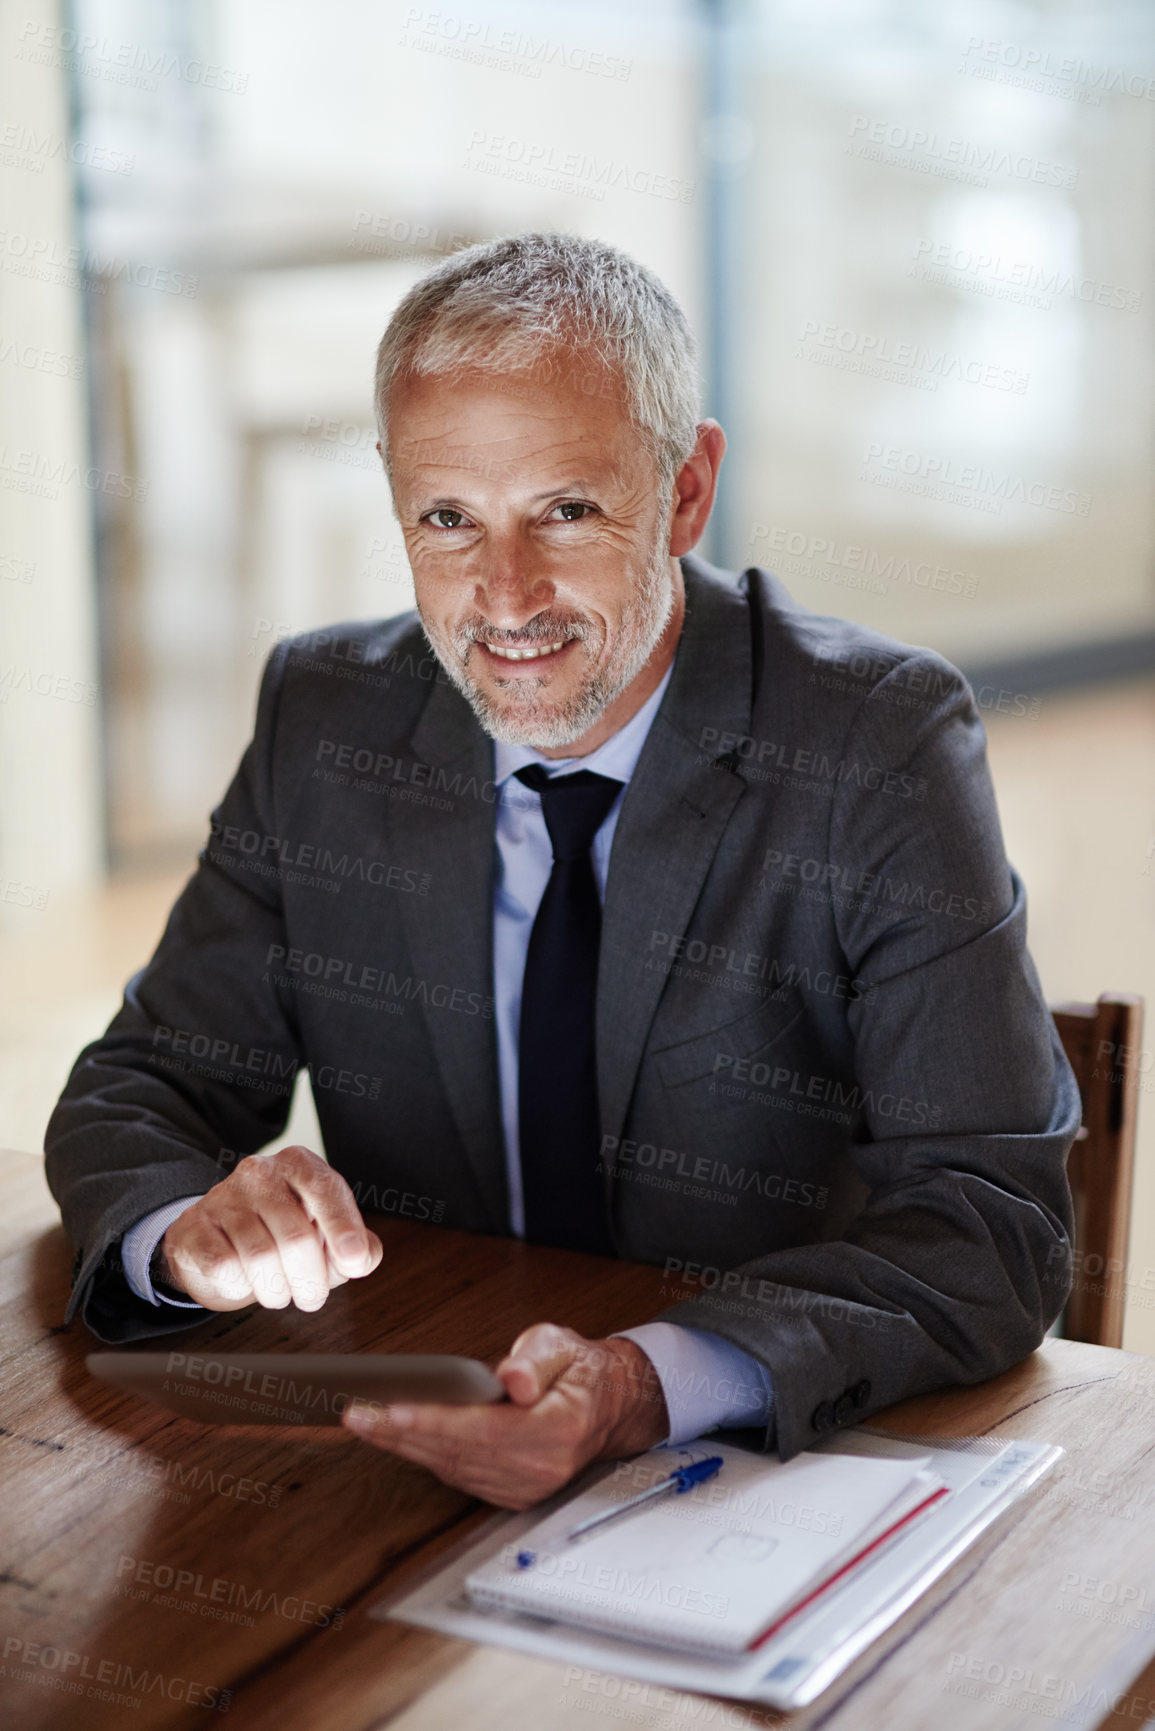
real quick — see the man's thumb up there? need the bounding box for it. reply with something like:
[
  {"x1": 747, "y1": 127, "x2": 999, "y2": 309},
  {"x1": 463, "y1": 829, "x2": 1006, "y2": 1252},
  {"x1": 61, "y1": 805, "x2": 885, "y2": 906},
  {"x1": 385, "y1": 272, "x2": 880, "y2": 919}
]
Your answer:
[{"x1": 496, "y1": 1323, "x2": 579, "y2": 1405}]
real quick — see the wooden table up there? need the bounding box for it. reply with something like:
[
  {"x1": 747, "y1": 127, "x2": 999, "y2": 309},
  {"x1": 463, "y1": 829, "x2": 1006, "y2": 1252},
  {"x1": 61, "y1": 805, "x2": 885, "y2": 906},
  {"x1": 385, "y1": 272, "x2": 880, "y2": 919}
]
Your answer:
[{"x1": 3, "y1": 1144, "x2": 1155, "y2": 1731}]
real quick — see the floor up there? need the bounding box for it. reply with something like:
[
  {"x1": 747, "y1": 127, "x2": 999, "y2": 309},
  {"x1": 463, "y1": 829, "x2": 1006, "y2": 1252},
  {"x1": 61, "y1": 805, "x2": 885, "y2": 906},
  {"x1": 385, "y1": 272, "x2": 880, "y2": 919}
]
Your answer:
[{"x1": 5, "y1": 674, "x2": 1154, "y2": 1354}]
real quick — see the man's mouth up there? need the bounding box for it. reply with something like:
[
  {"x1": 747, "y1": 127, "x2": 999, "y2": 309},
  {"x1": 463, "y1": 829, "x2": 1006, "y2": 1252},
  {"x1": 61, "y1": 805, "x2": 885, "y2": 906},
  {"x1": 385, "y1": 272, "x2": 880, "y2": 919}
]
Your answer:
[{"x1": 478, "y1": 638, "x2": 571, "y2": 663}]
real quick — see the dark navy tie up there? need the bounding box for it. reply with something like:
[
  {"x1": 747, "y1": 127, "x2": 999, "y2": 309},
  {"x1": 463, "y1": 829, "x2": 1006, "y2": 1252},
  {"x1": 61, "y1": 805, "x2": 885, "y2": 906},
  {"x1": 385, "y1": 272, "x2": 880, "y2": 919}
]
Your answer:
[{"x1": 514, "y1": 765, "x2": 624, "y2": 1255}]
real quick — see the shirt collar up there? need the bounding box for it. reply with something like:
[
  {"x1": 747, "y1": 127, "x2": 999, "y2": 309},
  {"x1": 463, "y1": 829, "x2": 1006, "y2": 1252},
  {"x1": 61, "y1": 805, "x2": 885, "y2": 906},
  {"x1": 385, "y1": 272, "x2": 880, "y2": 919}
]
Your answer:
[{"x1": 492, "y1": 657, "x2": 675, "y2": 789}]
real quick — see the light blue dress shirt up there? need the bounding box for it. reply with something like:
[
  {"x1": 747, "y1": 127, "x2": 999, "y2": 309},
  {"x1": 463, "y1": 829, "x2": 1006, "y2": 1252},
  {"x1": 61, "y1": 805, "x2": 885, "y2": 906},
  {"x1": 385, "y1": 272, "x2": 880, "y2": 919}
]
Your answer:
[{"x1": 122, "y1": 656, "x2": 774, "y2": 1446}]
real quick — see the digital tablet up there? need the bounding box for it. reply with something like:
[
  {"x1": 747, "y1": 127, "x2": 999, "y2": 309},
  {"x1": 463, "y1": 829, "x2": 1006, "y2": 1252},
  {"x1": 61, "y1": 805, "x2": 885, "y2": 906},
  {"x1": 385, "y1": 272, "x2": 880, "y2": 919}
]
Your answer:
[{"x1": 87, "y1": 1351, "x2": 506, "y2": 1426}]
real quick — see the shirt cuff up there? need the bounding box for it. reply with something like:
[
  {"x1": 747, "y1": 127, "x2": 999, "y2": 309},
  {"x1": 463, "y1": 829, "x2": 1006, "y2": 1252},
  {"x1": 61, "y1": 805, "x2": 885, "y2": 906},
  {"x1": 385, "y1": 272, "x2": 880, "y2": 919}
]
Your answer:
[
  {"x1": 613, "y1": 1321, "x2": 774, "y2": 1447},
  {"x1": 121, "y1": 1197, "x2": 206, "y2": 1308}
]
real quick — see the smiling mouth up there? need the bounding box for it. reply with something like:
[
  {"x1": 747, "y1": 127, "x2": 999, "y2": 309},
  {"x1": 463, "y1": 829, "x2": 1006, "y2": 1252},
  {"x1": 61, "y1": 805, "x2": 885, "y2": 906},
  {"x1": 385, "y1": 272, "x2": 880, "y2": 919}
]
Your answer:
[{"x1": 479, "y1": 639, "x2": 570, "y2": 662}]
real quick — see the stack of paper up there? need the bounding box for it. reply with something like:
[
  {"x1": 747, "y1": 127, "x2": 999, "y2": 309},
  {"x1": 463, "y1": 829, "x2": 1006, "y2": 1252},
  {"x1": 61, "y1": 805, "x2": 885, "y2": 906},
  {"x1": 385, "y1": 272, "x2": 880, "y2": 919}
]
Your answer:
[
  {"x1": 382, "y1": 1431, "x2": 1063, "y2": 1709},
  {"x1": 466, "y1": 1443, "x2": 945, "y2": 1657}
]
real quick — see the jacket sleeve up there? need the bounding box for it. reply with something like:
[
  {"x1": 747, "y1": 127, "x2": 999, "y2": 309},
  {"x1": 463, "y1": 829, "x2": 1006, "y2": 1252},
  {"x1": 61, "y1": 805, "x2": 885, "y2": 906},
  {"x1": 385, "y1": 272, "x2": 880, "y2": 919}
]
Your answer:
[
  {"x1": 648, "y1": 653, "x2": 1079, "y2": 1461},
  {"x1": 44, "y1": 641, "x2": 304, "y2": 1342}
]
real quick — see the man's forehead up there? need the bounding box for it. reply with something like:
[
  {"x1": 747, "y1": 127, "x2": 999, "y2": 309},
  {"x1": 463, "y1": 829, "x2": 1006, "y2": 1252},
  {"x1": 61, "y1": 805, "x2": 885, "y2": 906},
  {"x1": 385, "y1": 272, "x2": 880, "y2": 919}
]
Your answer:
[{"x1": 389, "y1": 367, "x2": 645, "y2": 490}]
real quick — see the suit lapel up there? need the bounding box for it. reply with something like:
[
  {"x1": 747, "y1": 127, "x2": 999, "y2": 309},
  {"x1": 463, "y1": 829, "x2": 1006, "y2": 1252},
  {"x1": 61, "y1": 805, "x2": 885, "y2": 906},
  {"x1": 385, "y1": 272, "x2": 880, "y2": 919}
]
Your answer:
[
  {"x1": 386, "y1": 673, "x2": 508, "y2": 1231},
  {"x1": 597, "y1": 555, "x2": 754, "y2": 1147}
]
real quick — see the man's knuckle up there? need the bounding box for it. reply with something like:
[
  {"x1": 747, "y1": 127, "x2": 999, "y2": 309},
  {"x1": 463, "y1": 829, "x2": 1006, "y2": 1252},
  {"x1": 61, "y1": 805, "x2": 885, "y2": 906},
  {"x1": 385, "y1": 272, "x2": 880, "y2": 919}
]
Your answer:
[
  {"x1": 278, "y1": 1224, "x2": 320, "y2": 1253},
  {"x1": 199, "y1": 1246, "x2": 236, "y2": 1277},
  {"x1": 281, "y1": 1144, "x2": 321, "y2": 1173}
]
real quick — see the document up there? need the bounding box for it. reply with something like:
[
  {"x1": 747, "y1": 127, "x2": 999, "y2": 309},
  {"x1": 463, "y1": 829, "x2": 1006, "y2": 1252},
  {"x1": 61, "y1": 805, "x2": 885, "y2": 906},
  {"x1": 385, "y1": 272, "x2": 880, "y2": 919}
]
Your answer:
[
  {"x1": 465, "y1": 1442, "x2": 943, "y2": 1657},
  {"x1": 379, "y1": 1430, "x2": 1063, "y2": 1710}
]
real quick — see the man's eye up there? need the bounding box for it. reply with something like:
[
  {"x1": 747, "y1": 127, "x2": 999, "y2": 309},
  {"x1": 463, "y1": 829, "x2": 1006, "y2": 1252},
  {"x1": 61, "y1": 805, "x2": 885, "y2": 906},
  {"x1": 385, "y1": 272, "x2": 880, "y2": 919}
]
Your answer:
[
  {"x1": 429, "y1": 508, "x2": 466, "y2": 529},
  {"x1": 555, "y1": 501, "x2": 593, "y2": 521}
]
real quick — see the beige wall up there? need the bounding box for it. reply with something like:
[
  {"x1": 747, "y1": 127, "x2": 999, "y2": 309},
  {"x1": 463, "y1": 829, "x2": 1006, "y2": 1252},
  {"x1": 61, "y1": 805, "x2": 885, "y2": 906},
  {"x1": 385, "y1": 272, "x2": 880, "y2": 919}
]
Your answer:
[{"x1": 0, "y1": 0, "x2": 103, "y2": 916}]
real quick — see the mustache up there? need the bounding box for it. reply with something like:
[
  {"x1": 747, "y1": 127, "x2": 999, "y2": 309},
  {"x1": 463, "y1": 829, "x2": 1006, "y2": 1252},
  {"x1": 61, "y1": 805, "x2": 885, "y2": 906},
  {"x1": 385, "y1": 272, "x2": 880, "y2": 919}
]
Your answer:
[{"x1": 455, "y1": 614, "x2": 594, "y2": 649}]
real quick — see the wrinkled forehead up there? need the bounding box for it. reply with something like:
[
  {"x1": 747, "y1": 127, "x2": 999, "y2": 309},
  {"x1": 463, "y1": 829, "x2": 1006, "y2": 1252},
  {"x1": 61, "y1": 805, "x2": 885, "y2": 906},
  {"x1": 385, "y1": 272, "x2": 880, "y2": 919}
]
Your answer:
[{"x1": 386, "y1": 359, "x2": 654, "y2": 497}]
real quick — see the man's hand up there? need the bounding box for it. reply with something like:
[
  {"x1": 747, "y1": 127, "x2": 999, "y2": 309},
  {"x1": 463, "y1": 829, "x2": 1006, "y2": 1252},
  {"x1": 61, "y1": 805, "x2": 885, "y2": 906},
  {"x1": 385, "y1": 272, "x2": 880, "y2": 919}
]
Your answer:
[
  {"x1": 158, "y1": 1145, "x2": 382, "y2": 1312},
  {"x1": 340, "y1": 1322, "x2": 669, "y2": 1508}
]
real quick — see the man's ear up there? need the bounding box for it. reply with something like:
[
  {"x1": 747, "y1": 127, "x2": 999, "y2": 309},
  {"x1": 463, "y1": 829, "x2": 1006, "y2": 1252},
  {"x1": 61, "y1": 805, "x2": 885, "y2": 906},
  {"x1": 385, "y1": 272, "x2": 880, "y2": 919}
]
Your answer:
[{"x1": 668, "y1": 420, "x2": 726, "y2": 557}]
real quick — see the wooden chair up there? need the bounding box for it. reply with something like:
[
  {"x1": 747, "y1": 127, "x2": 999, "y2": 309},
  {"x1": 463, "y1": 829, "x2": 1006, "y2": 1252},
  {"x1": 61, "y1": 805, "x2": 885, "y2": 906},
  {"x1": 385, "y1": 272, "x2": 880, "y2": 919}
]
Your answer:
[{"x1": 1049, "y1": 993, "x2": 1144, "y2": 1348}]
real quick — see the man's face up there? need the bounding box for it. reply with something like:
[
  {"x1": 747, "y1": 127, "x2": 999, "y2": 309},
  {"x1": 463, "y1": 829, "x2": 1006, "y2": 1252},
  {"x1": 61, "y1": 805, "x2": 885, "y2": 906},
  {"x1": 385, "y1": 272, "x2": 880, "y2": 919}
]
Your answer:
[{"x1": 386, "y1": 356, "x2": 677, "y2": 748}]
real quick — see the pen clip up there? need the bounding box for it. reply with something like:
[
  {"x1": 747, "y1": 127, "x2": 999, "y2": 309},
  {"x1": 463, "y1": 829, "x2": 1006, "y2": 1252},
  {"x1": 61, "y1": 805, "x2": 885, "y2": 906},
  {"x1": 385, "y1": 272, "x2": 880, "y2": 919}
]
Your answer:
[{"x1": 672, "y1": 1454, "x2": 725, "y2": 1493}]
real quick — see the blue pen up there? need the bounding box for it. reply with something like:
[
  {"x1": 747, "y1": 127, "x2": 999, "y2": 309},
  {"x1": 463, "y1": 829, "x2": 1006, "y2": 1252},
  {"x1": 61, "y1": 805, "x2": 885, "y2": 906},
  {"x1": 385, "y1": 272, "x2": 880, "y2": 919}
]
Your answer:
[{"x1": 562, "y1": 1455, "x2": 725, "y2": 1546}]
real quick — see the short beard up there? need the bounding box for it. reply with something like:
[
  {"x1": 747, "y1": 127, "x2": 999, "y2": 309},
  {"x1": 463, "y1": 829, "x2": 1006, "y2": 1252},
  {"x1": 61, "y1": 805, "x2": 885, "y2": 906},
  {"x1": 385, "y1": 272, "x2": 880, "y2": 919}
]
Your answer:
[{"x1": 417, "y1": 529, "x2": 676, "y2": 750}]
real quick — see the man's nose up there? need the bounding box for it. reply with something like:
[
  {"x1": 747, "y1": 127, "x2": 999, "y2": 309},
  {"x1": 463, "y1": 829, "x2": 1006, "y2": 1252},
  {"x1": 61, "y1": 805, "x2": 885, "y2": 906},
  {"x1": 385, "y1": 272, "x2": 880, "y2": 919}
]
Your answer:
[{"x1": 474, "y1": 543, "x2": 554, "y2": 629}]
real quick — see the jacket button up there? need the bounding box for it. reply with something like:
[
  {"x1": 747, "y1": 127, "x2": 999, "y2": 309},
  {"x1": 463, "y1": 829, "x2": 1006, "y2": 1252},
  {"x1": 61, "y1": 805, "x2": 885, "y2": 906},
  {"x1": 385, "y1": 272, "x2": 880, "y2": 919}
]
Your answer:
[
  {"x1": 833, "y1": 1393, "x2": 854, "y2": 1426},
  {"x1": 851, "y1": 1379, "x2": 871, "y2": 1409},
  {"x1": 811, "y1": 1401, "x2": 834, "y2": 1432}
]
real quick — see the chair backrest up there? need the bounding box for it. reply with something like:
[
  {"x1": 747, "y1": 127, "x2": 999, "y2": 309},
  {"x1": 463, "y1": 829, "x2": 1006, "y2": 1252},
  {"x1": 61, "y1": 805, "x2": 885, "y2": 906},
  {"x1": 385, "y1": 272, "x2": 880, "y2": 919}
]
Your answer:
[{"x1": 1049, "y1": 993, "x2": 1143, "y2": 1348}]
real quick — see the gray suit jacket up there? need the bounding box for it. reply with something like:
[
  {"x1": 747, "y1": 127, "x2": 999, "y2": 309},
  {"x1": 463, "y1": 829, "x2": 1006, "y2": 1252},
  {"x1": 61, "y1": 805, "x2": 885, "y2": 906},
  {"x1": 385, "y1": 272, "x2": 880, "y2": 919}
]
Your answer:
[{"x1": 45, "y1": 553, "x2": 1079, "y2": 1460}]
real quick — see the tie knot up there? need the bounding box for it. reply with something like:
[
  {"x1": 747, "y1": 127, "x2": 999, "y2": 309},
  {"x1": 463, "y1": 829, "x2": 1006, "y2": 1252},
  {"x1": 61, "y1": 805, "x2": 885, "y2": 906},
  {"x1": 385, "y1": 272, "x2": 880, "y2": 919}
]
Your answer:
[{"x1": 514, "y1": 765, "x2": 624, "y2": 861}]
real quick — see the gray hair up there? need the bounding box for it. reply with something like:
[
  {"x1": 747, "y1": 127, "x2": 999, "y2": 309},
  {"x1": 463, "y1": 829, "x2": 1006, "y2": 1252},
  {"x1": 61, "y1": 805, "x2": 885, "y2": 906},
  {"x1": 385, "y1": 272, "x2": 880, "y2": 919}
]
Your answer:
[{"x1": 374, "y1": 231, "x2": 701, "y2": 494}]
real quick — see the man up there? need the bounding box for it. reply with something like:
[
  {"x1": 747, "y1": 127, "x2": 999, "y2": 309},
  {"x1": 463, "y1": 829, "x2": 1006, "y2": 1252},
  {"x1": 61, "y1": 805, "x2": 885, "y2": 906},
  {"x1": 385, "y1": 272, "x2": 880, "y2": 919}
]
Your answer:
[{"x1": 46, "y1": 232, "x2": 1079, "y2": 1512}]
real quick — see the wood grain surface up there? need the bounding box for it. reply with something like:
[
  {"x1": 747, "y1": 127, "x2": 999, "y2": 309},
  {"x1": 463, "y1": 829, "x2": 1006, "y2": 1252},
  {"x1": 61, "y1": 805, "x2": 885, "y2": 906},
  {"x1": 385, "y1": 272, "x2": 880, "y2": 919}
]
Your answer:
[{"x1": 2, "y1": 1145, "x2": 1154, "y2": 1731}]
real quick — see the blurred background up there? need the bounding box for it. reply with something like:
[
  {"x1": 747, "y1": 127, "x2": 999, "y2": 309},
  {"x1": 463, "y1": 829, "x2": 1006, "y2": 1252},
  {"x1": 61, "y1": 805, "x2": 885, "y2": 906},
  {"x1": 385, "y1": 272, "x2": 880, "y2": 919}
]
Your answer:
[{"x1": 2, "y1": 0, "x2": 1154, "y2": 1347}]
